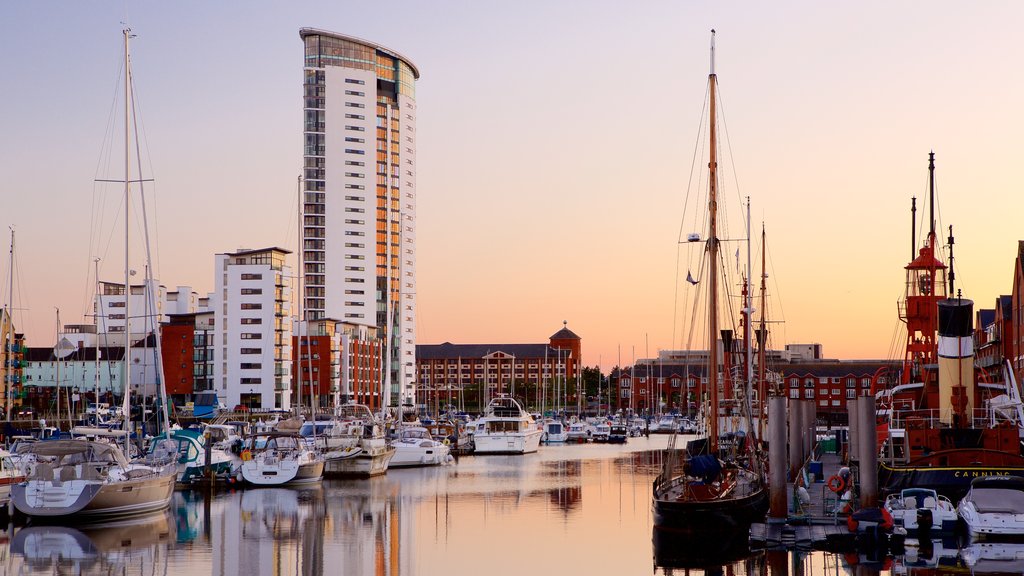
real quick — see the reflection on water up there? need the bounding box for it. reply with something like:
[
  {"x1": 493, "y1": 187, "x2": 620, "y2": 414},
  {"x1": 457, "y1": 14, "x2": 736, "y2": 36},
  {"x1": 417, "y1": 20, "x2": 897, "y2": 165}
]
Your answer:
[{"x1": 1, "y1": 437, "x2": 886, "y2": 575}]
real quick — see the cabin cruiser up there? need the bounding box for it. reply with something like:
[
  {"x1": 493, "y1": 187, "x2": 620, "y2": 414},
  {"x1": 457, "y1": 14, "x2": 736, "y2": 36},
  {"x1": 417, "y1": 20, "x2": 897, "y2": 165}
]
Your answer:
[
  {"x1": 883, "y1": 487, "x2": 957, "y2": 533},
  {"x1": 148, "y1": 428, "x2": 234, "y2": 486},
  {"x1": 239, "y1": 432, "x2": 324, "y2": 486},
  {"x1": 472, "y1": 395, "x2": 543, "y2": 454},
  {"x1": 565, "y1": 420, "x2": 592, "y2": 443},
  {"x1": 958, "y1": 475, "x2": 1024, "y2": 539},
  {"x1": 608, "y1": 423, "x2": 628, "y2": 444},
  {"x1": 652, "y1": 415, "x2": 678, "y2": 434},
  {"x1": 389, "y1": 426, "x2": 452, "y2": 468},
  {"x1": 591, "y1": 421, "x2": 611, "y2": 443},
  {"x1": 318, "y1": 403, "x2": 395, "y2": 477},
  {"x1": 677, "y1": 417, "x2": 699, "y2": 434},
  {"x1": 541, "y1": 420, "x2": 569, "y2": 443},
  {"x1": 10, "y1": 439, "x2": 176, "y2": 519}
]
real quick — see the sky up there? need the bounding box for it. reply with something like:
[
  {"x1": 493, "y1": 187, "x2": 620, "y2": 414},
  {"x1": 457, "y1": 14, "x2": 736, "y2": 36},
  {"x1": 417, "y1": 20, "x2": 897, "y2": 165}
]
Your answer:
[{"x1": 2, "y1": 1, "x2": 1024, "y2": 371}]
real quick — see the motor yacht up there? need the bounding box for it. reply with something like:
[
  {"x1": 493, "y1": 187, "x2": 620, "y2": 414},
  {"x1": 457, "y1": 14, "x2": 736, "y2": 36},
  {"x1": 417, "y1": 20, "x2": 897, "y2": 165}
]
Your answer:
[
  {"x1": 472, "y1": 395, "x2": 542, "y2": 454},
  {"x1": 958, "y1": 475, "x2": 1024, "y2": 539},
  {"x1": 883, "y1": 487, "x2": 958, "y2": 534},
  {"x1": 541, "y1": 420, "x2": 569, "y2": 443},
  {"x1": 318, "y1": 403, "x2": 395, "y2": 477},
  {"x1": 389, "y1": 426, "x2": 452, "y2": 468},
  {"x1": 565, "y1": 420, "x2": 592, "y2": 443}
]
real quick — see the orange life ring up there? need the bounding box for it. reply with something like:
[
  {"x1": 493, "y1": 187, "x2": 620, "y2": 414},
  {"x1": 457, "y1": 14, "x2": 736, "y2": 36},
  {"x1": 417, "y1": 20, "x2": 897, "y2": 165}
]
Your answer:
[
  {"x1": 241, "y1": 450, "x2": 252, "y2": 462},
  {"x1": 827, "y1": 474, "x2": 846, "y2": 493}
]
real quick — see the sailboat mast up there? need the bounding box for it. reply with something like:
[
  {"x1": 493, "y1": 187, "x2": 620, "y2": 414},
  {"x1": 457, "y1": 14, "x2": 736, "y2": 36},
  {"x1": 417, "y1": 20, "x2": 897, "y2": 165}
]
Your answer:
[
  {"x1": 94, "y1": 258, "x2": 101, "y2": 415},
  {"x1": 122, "y1": 27, "x2": 132, "y2": 444},
  {"x1": 758, "y1": 224, "x2": 767, "y2": 441},
  {"x1": 706, "y1": 30, "x2": 720, "y2": 454},
  {"x1": 4, "y1": 227, "x2": 13, "y2": 421}
]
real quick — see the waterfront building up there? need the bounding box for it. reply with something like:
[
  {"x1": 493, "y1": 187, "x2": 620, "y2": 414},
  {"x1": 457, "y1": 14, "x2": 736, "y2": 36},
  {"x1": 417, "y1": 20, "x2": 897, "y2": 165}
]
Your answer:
[
  {"x1": 0, "y1": 312, "x2": 25, "y2": 414},
  {"x1": 22, "y1": 345, "x2": 125, "y2": 409},
  {"x1": 214, "y1": 247, "x2": 293, "y2": 410},
  {"x1": 300, "y1": 28, "x2": 419, "y2": 409},
  {"x1": 291, "y1": 318, "x2": 382, "y2": 410},
  {"x1": 415, "y1": 324, "x2": 582, "y2": 413},
  {"x1": 161, "y1": 311, "x2": 216, "y2": 403},
  {"x1": 615, "y1": 355, "x2": 894, "y2": 423}
]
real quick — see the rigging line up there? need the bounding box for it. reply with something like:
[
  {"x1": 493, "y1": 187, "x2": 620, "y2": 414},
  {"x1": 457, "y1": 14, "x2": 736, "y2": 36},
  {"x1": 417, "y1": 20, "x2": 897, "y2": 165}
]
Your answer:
[
  {"x1": 85, "y1": 61, "x2": 125, "y2": 323},
  {"x1": 715, "y1": 84, "x2": 748, "y2": 235},
  {"x1": 677, "y1": 80, "x2": 711, "y2": 244},
  {"x1": 130, "y1": 71, "x2": 163, "y2": 281}
]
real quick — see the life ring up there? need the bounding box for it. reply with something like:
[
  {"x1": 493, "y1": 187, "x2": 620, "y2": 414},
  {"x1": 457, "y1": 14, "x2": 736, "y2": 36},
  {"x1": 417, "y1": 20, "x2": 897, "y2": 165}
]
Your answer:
[
  {"x1": 443, "y1": 438, "x2": 450, "y2": 446},
  {"x1": 241, "y1": 450, "x2": 252, "y2": 462},
  {"x1": 827, "y1": 475, "x2": 846, "y2": 493}
]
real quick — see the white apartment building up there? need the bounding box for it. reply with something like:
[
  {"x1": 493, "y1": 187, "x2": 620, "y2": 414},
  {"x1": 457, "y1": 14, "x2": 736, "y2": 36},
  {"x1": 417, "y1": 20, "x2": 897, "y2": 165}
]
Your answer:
[
  {"x1": 94, "y1": 281, "x2": 206, "y2": 344},
  {"x1": 214, "y1": 248, "x2": 293, "y2": 410},
  {"x1": 300, "y1": 28, "x2": 418, "y2": 409}
]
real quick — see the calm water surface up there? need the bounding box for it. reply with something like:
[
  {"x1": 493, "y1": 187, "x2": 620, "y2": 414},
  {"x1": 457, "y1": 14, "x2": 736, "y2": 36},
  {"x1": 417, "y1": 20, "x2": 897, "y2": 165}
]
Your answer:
[{"x1": 2, "y1": 437, "x2": 910, "y2": 575}]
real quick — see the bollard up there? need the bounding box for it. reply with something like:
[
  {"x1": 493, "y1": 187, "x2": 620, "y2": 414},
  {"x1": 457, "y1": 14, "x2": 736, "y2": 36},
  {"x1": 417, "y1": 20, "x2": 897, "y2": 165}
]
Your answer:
[
  {"x1": 858, "y1": 395, "x2": 878, "y2": 508},
  {"x1": 847, "y1": 398, "x2": 859, "y2": 465},
  {"x1": 769, "y1": 396, "x2": 788, "y2": 520}
]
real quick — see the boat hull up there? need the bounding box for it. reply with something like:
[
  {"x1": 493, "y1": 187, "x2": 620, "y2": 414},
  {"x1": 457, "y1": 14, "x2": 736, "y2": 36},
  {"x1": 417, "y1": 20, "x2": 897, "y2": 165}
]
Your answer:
[
  {"x1": 880, "y1": 461, "x2": 1024, "y2": 501},
  {"x1": 473, "y1": 429, "x2": 543, "y2": 454},
  {"x1": 11, "y1": 471, "x2": 176, "y2": 519},
  {"x1": 652, "y1": 474, "x2": 769, "y2": 529},
  {"x1": 324, "y1": 447, "x2": 395, "y2": 477},
  {"x1": 241, "y1": 460, "x2": 323, "y2": 487}
]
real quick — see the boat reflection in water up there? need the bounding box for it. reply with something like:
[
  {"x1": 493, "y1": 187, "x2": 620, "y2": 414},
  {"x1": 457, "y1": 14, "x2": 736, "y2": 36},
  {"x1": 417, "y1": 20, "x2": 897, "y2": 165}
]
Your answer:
[
  {"x1": 2, "y1": 439, "x2": 843, "y2": 576},
  {"x1": 652, "y1": 524, "x2": 761, "y2": 574},
  {"x1": 8, "y1": 510, "x2": 174, "y2": 575}
]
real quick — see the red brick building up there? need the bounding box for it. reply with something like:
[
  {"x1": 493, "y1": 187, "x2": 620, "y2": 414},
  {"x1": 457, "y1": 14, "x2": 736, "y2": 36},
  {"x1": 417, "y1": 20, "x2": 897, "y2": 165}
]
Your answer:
[
  {"x1": 415, "y1": 324, "x2": 582, "y2": 414},
  {"x1": 292, "y1": 319, "x2": 382, "y2": 410}
]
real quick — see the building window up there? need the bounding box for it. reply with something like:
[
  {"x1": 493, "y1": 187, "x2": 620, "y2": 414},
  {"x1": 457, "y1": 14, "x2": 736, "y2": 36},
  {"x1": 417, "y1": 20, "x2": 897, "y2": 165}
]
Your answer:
[
  {"x1": 240, "y1": 288, "x2": 263, "y2": 295},
  {"x1": 345, "y1": 149, "x2": 365, "y2": 155},
  {"x1": 240, "y1": 318, "x2": 262, "y2": 325},
  {"x1": 846, "y1": 389, "x2": 856, "y2": 399},
  {"x1": 805, "y1": 389, "x2": 814, "y2": 399},
  {"x1": 241, "y1": 333, "x2": 262, "y2": 340},
  {"x1": 241, "y1": 273, "x2": 263, "y2": 280},
  {"x1": 345, "y1": 102, "x2": 365, "y2": 108},
  {"x1": 240, "y1": 348, "x2": 261, "y2": 354},
  {"x1": 240, "y1": 303, "x2": 262, "y2": 310},
  {"x1": 345, "y1": 79, "x2": 365, "y2": 85},
  {"x1": 790, "y1": 389, "x2": 800, "y2": 399}
]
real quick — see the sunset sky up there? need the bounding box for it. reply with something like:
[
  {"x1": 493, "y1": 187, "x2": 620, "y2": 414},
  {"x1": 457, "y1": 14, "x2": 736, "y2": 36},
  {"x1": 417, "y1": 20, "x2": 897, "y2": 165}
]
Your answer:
[{"x1": 3, "y1": 2, "x2": 1023, "y2": 371}]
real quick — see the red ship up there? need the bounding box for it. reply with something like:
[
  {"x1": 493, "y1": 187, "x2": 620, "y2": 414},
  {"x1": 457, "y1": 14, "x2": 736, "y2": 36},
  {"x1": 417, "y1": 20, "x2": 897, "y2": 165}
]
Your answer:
[{"x1": 875, "y1": 153, "x2": 1024, "y2": 500}]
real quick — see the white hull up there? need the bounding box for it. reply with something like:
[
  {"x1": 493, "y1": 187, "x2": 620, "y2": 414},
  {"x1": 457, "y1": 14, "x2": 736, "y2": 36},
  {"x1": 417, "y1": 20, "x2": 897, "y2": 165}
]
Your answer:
[
  {"x1": 12, "y1": 468, "x2": 176, "y2": 519},
  {"x1": 390, "y1": 443, "x2": 451, "y2": 468},
  {"x1": 241, "y1": 459, "x2": 324, "y2": 486},
  {"x1": 324, "y1": 447, "x2": 395, "y2": 477},
  {"x1": 473, "y1": 429, "x2": 542, "y2": 454}
]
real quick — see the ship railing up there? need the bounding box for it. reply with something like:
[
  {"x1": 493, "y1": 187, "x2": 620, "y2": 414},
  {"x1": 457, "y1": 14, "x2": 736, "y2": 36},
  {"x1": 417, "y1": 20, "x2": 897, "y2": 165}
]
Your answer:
[{"x1": 889, "y1": 407, "x2": 1015, "y2": 431}]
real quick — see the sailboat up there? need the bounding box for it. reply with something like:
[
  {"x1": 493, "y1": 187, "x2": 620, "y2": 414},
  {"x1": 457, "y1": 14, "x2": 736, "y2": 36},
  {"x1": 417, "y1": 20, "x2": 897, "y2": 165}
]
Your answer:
[
  {"x1": 651, "y1": 30, "x2": 768, "y2": 529},
  {"x1": 11, "y1": 28, "x2": 176, "y2": 519}
]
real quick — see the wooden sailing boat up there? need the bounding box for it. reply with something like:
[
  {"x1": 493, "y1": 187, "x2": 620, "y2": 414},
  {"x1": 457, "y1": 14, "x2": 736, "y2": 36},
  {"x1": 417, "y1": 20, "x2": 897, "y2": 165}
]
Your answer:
[{"x1": 652, "y1": 30, "x2": 768, "y2": 529}]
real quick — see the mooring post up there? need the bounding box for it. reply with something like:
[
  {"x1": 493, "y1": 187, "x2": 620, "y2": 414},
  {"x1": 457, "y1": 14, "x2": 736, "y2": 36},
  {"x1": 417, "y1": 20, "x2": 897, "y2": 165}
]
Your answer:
[
  {"x1": 788, "y1": 394, "x2": 802, "y2": 479},
  {"x1": 769, "y1": 396, "x2": 788, "y2": 520},
  {"x1": 858, "y1": 395, "x2": 878, "y2": 508},
  {"x1": 847, "y1": 397, "x2": 859, "y2": 465}
]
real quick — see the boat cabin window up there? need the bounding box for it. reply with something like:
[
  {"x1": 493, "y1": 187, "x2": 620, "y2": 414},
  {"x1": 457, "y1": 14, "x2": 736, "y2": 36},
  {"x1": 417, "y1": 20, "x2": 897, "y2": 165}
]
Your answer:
[{"x1": 487, "y1": 421, "x2": 522, "y2": 433}]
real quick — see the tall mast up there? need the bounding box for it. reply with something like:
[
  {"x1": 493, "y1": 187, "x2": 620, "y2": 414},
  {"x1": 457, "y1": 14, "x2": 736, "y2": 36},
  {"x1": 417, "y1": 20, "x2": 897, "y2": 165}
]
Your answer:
[
  {"x1": 706, "y1": 29, "x2": 720, "y2": 454},
  {"x1": 296, "y1": 174, "x2": 303, "y2": 413},
  {"x1": 928, "y1": 151, "x2": 936, "y2": 242},
  {"x1": 744, "y1": 197, "x2": 753, "y2": 437},
  {"x1": 758, "y1": 224, "x2": 767, "y2": 441},
  {"x1": 3, "y1": 227, "x2": 13, "y2": 421},
  {"x1": 94, "y1": 258, "x2": 101, "y2": 414},
  {"x1": 122, "y1": 27, "x2": 132, "y2": 444}
]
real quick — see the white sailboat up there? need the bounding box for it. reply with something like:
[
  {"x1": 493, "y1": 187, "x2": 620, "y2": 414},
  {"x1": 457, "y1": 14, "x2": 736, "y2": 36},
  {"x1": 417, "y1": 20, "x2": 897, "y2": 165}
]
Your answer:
[{"x1": 11, "y1": 28, "x2": 176, "y2": 519}]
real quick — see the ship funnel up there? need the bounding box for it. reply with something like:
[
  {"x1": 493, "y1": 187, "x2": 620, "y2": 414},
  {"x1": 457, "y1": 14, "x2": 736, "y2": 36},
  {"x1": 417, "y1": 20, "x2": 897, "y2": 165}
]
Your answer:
[{"x1": 937, "y1": 298, "x2": 974, "y2": 427}]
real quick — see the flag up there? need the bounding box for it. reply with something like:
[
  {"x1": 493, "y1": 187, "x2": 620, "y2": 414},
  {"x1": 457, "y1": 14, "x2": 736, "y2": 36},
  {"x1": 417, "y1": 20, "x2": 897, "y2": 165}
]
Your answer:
[
  {"x1": 735, "y1": 248, "x2": 741, "y2": 273},
  {"x1": 686, "y1": 271, "x2": 698, "y2": 285}
]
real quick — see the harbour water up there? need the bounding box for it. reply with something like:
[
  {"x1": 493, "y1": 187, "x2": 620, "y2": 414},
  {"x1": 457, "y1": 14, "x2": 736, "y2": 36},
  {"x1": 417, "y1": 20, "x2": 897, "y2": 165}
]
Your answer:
[{"x1": 3, "y1": 437, "x2": 876, "y2": 575}]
